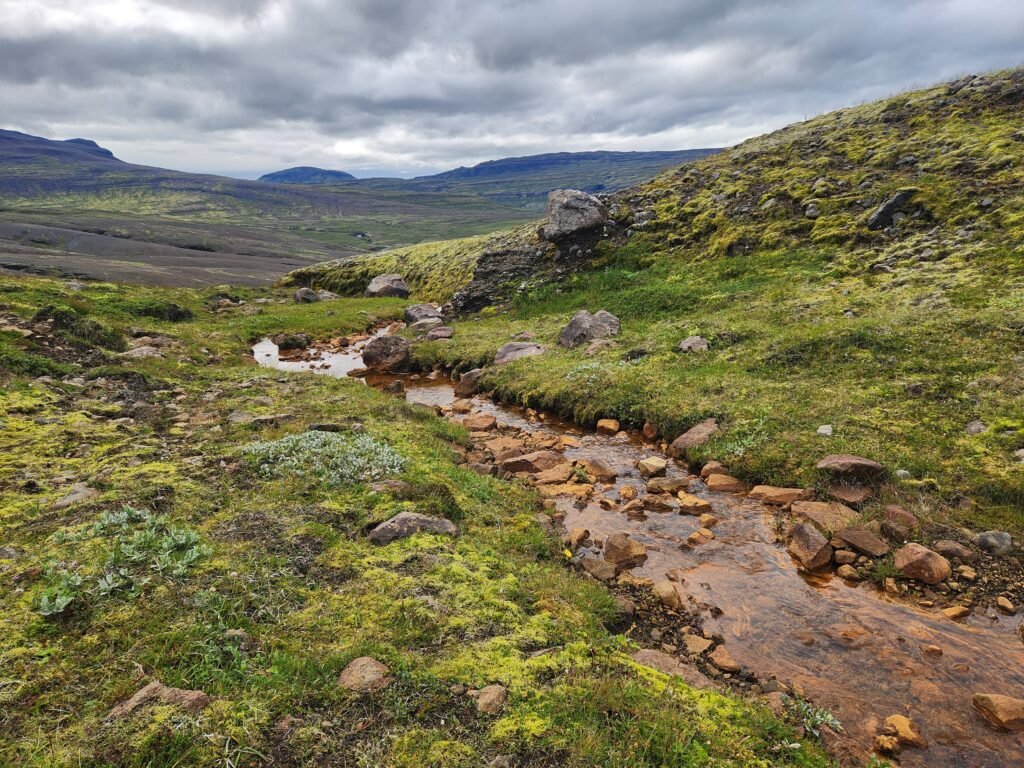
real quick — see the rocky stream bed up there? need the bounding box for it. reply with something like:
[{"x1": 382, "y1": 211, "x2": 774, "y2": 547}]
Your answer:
[{"x1": 254, "y1": 327, "x2": 1024, "y2": 768}]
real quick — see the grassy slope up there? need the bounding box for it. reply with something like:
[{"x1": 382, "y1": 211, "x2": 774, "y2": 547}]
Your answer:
[
  {"x1": 300, "y1": 68, "x2": 1024, "y2": 534},
  {"x1": 0, "y1": 275, "x2": 831, "y2": 767}
]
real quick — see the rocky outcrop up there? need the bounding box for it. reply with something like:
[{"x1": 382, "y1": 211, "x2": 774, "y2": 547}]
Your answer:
[
  {"x1": 368, "y1": 512, "x2": 458, "y2": 545},
  {"x1": 364, "y1": 273, "x2": 410, "y2": 298},
  {"x1": 538, "y1": 189, "x2": 608, "y2": 241},
  {"x1": 361, "y1": 335, "x2": 410, "y2": 371},
  {"x1": 558, "y1": 310, "x2": 620, "y2": 348},
  {"x1": 867, "y1": 189, "x2": 916, "y2": 230},
  {"x1": 972, "y1": 693, "x2": 1024, "y2": 732}
]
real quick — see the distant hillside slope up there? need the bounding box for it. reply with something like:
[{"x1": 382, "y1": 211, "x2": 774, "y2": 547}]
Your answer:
[
  {"x1": 257, "y1": 166, "x2": 356, "y2": 184},
  {"x1": 275, "y1": 149, "x2": 719, "y2": 211},
  {"x1": 0, "y1": 130, "x2": 534, "y2": 283}
]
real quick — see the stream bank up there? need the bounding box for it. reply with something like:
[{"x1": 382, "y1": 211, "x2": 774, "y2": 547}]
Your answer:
[{"x1": 254, "y1": 330, "x2": 1024, "y2": 768}]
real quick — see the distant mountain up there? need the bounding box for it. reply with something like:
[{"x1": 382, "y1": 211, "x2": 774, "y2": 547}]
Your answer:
[
  {"x1": 257, "y1": 149, "x2": 721, "y2": 211},
  {"x1": 258, "y1": 166, "x2": 356, "y2": 184}
]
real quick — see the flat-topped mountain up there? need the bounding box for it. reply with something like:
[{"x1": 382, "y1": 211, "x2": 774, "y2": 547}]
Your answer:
[{"x1": 257, "y1": 166, "x2": 356, "y2": 184}]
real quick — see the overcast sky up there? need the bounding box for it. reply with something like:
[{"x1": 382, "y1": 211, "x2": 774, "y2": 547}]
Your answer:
[{"x1": 2, "y1": 1, "x2": 1023, "y2": 178}]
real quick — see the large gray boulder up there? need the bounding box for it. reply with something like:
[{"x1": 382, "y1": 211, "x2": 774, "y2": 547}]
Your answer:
[
  {"x1": 368, "y1": 512, "x2": 458, "y2": 545},
  {"x1": 361, "y1": 336, "x2": 410, "y2": 371},
  {"x1": 558, "y1": 310, "x2": 620, "y2": 348},
  {"x1": 538, "y1": 189, "x2": 609, "y2": 241},
  {"x1": 494, "y1": 342, "x2": 545, "y2": 365},
  {"x1": 364, "y1": 274, "x2": 410, "y2": 298}
]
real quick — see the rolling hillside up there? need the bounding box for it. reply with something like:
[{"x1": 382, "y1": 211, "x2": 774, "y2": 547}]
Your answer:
[{"x1": 289, "y1": 67, "x2": 1024, "y2": 533}]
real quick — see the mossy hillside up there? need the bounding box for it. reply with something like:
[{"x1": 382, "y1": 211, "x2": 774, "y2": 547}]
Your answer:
[
  {"x1": 284, "y1": 224, "x2": 542, "y2": 303},
  {"x1": 414, "y1": 224, "x2": 1024, "y2": 535},
  {"x1": 0, "y1": 274, "x2": 832, "y2": 767}
]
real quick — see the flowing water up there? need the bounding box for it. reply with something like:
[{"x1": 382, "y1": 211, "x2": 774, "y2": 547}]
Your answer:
[{"x1": 254, "y1": 335, "x2": 1024, "y2": 767}]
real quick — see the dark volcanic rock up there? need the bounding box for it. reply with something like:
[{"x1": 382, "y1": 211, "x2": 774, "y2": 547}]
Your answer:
[
  {"x1": 867, "y1": 189, "x2": 916, "y2": 230},
  {"x1": 361, "y1": 335, "x2": 410, "y2": 371}
]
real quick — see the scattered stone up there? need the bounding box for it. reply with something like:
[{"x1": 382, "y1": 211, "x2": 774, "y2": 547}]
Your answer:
[
  {"x1": 997, "y1": 596, "x2": 1016, "y2": 614},
  {"x1": 581, "y1": 556, "x2": 616, "y2": 580},
  {"x1": 749, "y1": 486, "x2": 807, "y2": 506},
  {"x1": 894, "y1": 543, "x2": 951, "y2": 585},
  {"x1": 499, "y1": 450, "x2": 563, "y2": 473},
  {"x1": 942, "y1": 605, "x2": 971, "y2": 621},
  {"x1": 454, "y1": 368, "x2": 484, "y2": 397},
  {"x1": 975, "y1": 530, "x2": 1012, "y2": 557},
  {"x1": 565, "y1": 528, "x2": 590, "y2": 550},
  {"x1": 404, "y1": 304, "x2": 443, "y2": 324},
  {"x1": 836, "y1": 564, "x2": 861, "y2": 581},
  {"x1": 596, "y1": 418, "x2": 620, "y2": 435},
  {"x1": 829, "y1": 485, "x2": 872, "y2": 507},
  {"x1": 705, "y1": 474, "x2": 745, "y2": 493},
  {"x1": 684, "y1": 635, "x2": 714, "y2": 655},
  {"x1": 882, "y1": 505, "x2": 919, "y2": 540},
  {"x1": 791, "y1": 500, "x2": 859, "y2": 535},
  {"x1": 463, "y1": 414, "x2": 497, "y2": 431},
  {"x1": 933, "y1": 540, "x2": 974, "y2": 562},
  {"x1": 364, "y1": 274, "x2": 409, "y2": 298},
  {"x1": 410, "y1": 317, "x2": 444, "y2": 334},
  {"x1": 965, "y1": 419, "x2": 988, "y2": 435},
  {"x1": 867, "y1": 189, "x2": 916, "y2": 230},
  {"x1": 368, "y1": 512, "x2": 458, "y2": 545},
  {"x1": 815, "y1": 454, "x2": 884, "y2": 479},
  {"x1": 880, "y1": 714, "x2": 928, "y2": 750},
  {"x1": 668, "y1": 418, "x2": 718, "y2": 458},
  {"x1": 647, "y1": 477, "x2": 688, "y2": 494},
  {"x1": 816, "y1": 424, "x2": 833, "y2": 437},
  {"x1": 108, "y1": 680, "x2": 210, "y2": 719},
  {"x1": 538, "y1": 189, "x2": 608, "y2": 240},
  {"x1": 558, "y1": 310, "x2": 621, "y2": 348},
  {"x1": 677, "y1": 493, "x2": 712, "y2": 515},
  {"x1": 619, "y1": 485, "x2": 638, "y2": 501},
  {"x1": 699, "y1": 461, "x2": 725, "y2": 478},
  {"x1": 708, "y1": 645, "x2": 740, "y2": 673},
  {"x1": 494, "y1": 342, "x2": 545, "y2": 365},
  {"x1": 653, "y1": 580, "x2": 683, "y2": 610},
  {"x1": 972, "y1": 693, "x2": 1024, "y2": 732},
  {"x1": 630, "y1": 649, "x2": 714, "y2": 690},
  {"x1": 578, "y1": 458, "x2": 617, "y2": 482},
  {"x1": 361, "y1": 336, "x2": 410, "y2": 372},
  {"x1": 636, "y1": 456, "x2": 667, "y2": 478},
  {"x1": 294, "y1": 287, "x2": 321, "y2": 303},
  {"x1": 836, "y1": 527, "x2": 889, "y2": 557},
  {"x1": 338, "y1": 657, "x2": 393, "y2": 693},
  {"x1": 603, "y1": 533, "x2": 647, "y2": 571},
  {"x1": 834, "y1": 550, "x2": 857, "y2": 565},
  {"x1": 52, "y1": 483, "x2": 100, "y2": 510},
  {"x1": 473, "y1": 684, "x2": 508, "y2": 715},
  {"x1": 788, "y1": 523, "x2": 833, "y2": 571},
  {"x1": 426, "y1": 326, "x2": 454, "y2": 341},
  {"x1": 677, "y1": 335, "x2": 709, "y2": 353}
]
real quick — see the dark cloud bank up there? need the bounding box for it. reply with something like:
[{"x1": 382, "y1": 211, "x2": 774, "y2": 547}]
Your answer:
[{"x1": 2, "y1": 0, "x2": 1022, "y2": 177}]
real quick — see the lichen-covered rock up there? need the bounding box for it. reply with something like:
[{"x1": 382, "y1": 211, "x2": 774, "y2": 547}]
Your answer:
[
  {"x1": 364, "y1": 273, "x2": 409, "y2": 298},
  {"x1": 368, "y1": 512, "x2": 458, "y2": 545},
  {"x1": 558, "y1": 310, "x2": 620, "y2": 348},
  {"x1": 108, "y1": 680, "x2": 210, "y2": 719},
  {"x1": 538, "y1": 189, "x2": 608, "y2": 240},
  {"x1": 494, "y1": 342, "x2": 544, "y2": 365}
]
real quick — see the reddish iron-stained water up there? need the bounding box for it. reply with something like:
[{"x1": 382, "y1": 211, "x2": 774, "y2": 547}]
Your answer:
[{"x1": 255, "y1": 337, "x2": 1024, "y2": 767}]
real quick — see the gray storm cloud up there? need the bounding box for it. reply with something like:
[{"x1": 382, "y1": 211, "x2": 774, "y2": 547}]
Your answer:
[{"x1": 1, "y1": 0, "x2": 1022, "y2": 177}]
